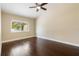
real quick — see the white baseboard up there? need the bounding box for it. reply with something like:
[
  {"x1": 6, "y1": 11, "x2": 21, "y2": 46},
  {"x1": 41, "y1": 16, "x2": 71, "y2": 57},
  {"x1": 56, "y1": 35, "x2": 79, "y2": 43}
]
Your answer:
[
  {"x1": 2, "y1": 35, "x2": 79, "y2": 47},
  {"x1": 2, "y1": 36, "x2": 35, "y2": 43},
  {"x1": 37, "y1": 36, "x2": 79, "y2": 47}
]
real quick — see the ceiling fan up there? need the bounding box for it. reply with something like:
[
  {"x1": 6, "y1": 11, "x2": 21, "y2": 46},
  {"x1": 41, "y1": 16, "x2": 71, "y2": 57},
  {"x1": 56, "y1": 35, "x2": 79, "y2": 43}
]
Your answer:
[{"x1": 29, "y1": 3, "x2": 48, "y2": 12}]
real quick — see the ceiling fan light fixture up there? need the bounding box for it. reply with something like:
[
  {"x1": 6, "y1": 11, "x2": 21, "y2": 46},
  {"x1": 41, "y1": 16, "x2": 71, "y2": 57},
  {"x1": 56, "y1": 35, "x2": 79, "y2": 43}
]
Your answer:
[{"x1": 36, "y1": 6, "x2": 40, "y2": 9}]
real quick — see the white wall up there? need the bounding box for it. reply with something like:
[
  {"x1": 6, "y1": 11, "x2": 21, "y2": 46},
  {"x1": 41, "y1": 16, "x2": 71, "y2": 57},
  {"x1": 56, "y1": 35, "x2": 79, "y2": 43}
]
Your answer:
[
  {"x1": 2, "y1": 12, "x2": 36, "y2": 42},
  {"x1": 0, "y1": 5, "x2": 1, "y2": 55},
  {"x1": 36, "y1": 3, "x2": 79, "y2": 46}
]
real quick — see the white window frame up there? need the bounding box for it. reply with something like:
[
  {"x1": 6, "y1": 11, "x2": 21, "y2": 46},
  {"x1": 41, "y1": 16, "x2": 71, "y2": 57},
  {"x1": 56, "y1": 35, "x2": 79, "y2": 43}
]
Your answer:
[{"x1": 11, "y1": 20, "x2": 29, "y2": 32}]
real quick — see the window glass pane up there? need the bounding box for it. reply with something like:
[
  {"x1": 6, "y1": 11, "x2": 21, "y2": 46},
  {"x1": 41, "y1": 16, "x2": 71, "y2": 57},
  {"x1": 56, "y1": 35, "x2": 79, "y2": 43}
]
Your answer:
[{"x1": 11, "y1": 20, "x2": 29, "y2": 32}]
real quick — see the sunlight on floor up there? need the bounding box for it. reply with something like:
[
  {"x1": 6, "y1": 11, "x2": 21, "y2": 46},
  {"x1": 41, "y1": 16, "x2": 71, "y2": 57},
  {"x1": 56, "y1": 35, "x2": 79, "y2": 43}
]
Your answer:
[{"x1": 10, "y1": 42, "x2": 31, "y2": 56}]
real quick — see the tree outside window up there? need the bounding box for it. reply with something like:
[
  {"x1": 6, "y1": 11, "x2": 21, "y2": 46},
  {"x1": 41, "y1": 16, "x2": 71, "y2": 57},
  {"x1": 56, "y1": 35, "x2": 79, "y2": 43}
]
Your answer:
[{"x1": 11, "y1": 20, "x2": 29, "y2": 32}]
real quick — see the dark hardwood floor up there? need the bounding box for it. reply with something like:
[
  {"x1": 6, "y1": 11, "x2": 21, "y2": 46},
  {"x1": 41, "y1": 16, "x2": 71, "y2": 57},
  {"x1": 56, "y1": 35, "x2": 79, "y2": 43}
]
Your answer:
[{"x1": 1, "y1": 37, "x2": 79, "y2": 56}]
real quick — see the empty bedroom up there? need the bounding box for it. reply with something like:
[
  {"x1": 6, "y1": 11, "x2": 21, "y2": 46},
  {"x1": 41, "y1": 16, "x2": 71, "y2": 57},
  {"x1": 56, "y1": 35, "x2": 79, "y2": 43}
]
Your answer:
[{"x1": 0, "y1": 3, "x2": 79, "y2": 56}]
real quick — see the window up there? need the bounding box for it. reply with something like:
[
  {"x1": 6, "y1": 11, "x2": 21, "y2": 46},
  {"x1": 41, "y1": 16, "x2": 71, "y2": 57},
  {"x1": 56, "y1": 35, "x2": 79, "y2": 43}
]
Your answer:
[{"x1": 11, "y1": 20, "x2": 29, "y2": 32}]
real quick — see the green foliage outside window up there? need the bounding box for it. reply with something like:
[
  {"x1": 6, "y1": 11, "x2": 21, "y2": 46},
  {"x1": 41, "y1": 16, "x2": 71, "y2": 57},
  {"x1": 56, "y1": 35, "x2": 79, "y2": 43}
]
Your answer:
[{"x1": 12, "y1": 22, "x2": 26, "y2": 31}]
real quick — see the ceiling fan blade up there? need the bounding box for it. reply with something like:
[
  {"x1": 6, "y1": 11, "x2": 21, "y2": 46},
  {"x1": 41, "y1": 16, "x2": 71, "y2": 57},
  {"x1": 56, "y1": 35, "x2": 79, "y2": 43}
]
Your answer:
[
  {"x1": 41, "y1": 3, "x2": 48, "y2": 6},
  {"x1": 41, "y1": 7, "x2": 47, "y2": 10},
  {"x1": 29, "y1": 6, "x2": 36, "y2": 8}
]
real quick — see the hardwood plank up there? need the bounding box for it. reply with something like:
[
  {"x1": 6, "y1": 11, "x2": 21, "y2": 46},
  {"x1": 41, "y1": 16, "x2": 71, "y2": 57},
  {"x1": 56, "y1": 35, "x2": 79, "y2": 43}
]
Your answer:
[{"x1": 1, "y1": 37, "x2": 79, "y2": 56}]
